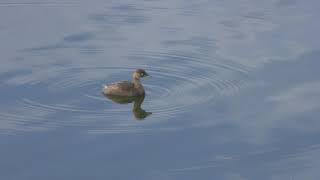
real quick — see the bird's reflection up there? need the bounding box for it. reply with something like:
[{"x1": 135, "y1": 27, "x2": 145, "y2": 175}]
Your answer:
[{"x1": 104, "y1": 94, "x2": 152, "y2": 120}]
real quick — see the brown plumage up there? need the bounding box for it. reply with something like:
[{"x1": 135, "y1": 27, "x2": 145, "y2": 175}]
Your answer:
[{"x1": 102, "y1": 69, "x2": 150, "y2": 97}]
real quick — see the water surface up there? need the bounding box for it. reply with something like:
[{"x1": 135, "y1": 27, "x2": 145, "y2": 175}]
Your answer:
[{"x1": 1, "y1": 0, "x2": 320, "y2": 179}]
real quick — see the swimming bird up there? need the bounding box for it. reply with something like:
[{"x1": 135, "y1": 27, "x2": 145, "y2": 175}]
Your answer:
[{"x1": 102, "y1": 69, "x2": 150, "y2": 97}]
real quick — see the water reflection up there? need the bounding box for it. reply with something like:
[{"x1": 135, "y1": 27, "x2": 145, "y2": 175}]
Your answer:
[
  {"x1": 104, "y1": 94, "x2": 152, "y2": 120},
  {"x1": 1, "y1": 0, "x2": 320, "y2": 179}
]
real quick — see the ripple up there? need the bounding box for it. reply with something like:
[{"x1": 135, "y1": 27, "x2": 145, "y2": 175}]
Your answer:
[{"x1": 0, "y1": 51, "x2": 250, "y2": 134}]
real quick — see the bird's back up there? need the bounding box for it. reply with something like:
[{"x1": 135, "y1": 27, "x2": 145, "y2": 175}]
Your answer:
[{"x1": 103, "y1": 81, "x2": 136, "y2": 96}]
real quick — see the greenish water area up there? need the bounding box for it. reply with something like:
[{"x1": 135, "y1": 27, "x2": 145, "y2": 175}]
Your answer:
[{"x1": 1, "y1": 0, "x2": 320, "y2": 179}]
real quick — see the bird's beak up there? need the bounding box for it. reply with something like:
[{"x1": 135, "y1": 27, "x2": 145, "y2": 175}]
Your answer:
[{"x1": 145, "y1": 73, "x2": 151, "y2": 78}]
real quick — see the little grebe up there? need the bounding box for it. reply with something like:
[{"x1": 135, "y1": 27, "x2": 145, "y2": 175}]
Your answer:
[{"x1": 102, "y1": 69, "x2": 149, "y2": 97}]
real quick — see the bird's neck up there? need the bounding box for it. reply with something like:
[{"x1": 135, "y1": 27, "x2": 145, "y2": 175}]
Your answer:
[{"x1": 133, "y1": 78, "x2": 142, "y2": 88}]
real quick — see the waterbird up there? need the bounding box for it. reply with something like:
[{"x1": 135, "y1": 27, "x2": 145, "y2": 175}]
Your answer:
[{"x1": 102, "y1": 69, "x2": 150, "y2": 97}]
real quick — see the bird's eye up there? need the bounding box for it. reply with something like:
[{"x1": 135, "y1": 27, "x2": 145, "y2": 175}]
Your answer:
[{"x1": 140, "y1": 73, "x2": 144, "y2": 76}]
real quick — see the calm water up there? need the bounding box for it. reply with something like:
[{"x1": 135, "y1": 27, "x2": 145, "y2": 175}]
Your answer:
[{"x1": 1, "y1": 0, "x2": 320, "y2": 179}]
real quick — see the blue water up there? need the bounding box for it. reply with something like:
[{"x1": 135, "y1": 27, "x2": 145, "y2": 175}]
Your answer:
[{"x1": 1, "y1": 0, "x2": 320, "y2": 179}]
